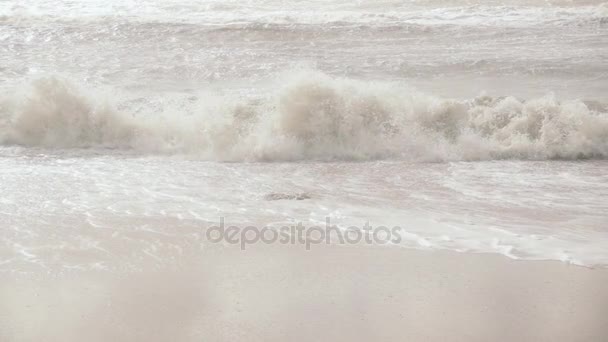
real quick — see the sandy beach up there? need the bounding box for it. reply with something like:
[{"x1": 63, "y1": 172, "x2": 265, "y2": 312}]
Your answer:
[{"x1": 2, "y1": 244, "x2": 607, "y2": 342}]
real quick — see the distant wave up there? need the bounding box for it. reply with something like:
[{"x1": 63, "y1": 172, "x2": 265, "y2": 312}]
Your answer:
[
  {"x1": 1, "y1": 3, "x2": 606, "y2": 28},
  {"x1": 1, "y1": 71, "x2": 607, "y2": 161}
]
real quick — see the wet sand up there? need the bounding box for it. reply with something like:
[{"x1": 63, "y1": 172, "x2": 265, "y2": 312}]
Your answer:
[{"x1": 2, "y1": 244, "x2": 607, "y2": 342}]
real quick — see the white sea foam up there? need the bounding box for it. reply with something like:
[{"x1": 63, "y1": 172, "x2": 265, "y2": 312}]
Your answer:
[{"x1": 1, "y1": 72, "x2": 607, "y2": 161}]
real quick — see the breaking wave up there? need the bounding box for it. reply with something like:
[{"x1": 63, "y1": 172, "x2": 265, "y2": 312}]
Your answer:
[{"x1": 1, "y1": 71, "x2": 607, "y2": 161}]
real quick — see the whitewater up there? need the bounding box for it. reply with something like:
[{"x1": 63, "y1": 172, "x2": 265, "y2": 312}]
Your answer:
[{"x1": 0, "y1": 0, "x2": 607, "y2": 272}]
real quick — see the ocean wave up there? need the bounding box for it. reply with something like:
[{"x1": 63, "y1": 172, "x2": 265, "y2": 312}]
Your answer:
[
  {"x1": 1, "y1": 71, "x2": 607, "y2": 161},
  {"x1": 1, "y1": 3, "x2": 606, "y2": 28}
]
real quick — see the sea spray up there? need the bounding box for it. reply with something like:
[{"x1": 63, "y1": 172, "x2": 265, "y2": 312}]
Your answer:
[{"x1": 1, "y1": 71, "x2": 607, "y2": 161}]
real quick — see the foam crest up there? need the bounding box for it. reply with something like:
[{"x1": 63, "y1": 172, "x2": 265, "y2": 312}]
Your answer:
[{"x1": 1, "y1": 72, "x2": 607, "y2": 161}]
